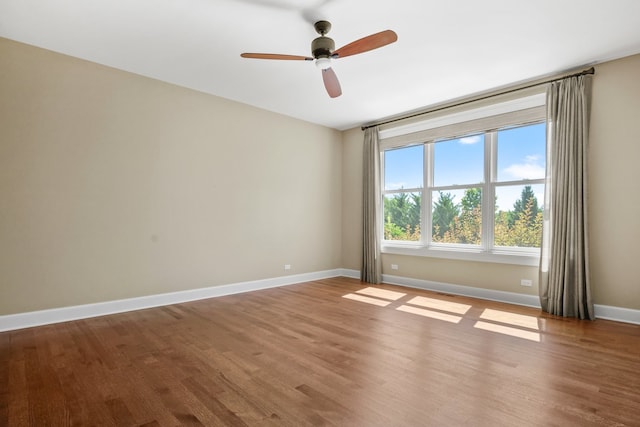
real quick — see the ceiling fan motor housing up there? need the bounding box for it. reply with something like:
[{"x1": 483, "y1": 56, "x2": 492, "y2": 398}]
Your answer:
[{"x1": 312, "y1": 36, "x2": 335, "y2": 59}]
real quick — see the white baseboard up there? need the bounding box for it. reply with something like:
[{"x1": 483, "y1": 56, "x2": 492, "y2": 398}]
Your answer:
[
  {"x1": 382, "y1": 274, "x2": 541, "y2": 308},
  {"x1": 0, "y1": 269, "x2": 344, "y2": 332},
  {"x1": 381, "y1": 273, "x2": 640, "y2": 325},
  {"x1": 337, "y1": 268, "x2": 361, "y2": 279},
  {"x1": 593, "y1": 304, "x2": 640, "y2": 325},
  {"x1": 2, "y1": 269, "x2": 638, "y2": 332}
]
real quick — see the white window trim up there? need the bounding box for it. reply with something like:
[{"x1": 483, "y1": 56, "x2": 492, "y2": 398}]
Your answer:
[
  {"x1": 379, "y1": 93, "x2": 546, "y2": 266},
  {"x1": 379, "y1": 93, "x2": 545, "y2": 142}
]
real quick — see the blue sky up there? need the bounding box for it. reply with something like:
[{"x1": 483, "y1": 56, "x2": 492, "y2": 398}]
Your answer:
[{"x1": 384, "y1": 122, "x2": 546, "y2": 211}]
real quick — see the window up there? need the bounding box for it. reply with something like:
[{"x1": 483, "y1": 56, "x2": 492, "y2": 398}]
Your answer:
[
  {"x1": 383, "y1": 145, "x2": 423, "y2": 241},
  {"x1": 431, "y1": 134, "x2": 484, "y2": 246},
  {"x1": 379, "y1": 94, "x2": 546, "y2": 265},
  {"x1": 494, "y1": 124, "x2": 546, "y2": 249}
]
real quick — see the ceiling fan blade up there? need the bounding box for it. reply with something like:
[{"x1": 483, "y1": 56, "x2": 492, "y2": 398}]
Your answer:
[
  {"x1": 241, "y1": 53, "x2": 313, "y2": 61},
  {"x1": 322, "y1": 67, "x2": 342, "y2": 98},
  {"x1": 333, "y1": 30, "x2": 398, "y2": 59}
]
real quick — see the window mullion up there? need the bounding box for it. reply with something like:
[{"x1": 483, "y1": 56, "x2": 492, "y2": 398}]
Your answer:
[
  {"x1": 495, "y1": 178, "x2": 545, "y2": 187},
  {"x1": 483, "y1": 131, "x2": 496, "y2": 252},
  {"x1": 379, "y1": 151, "x2": 385, "y2": 241},
  {"x1": 424, "y1": 142, "x2": 433, "y2": 246}
]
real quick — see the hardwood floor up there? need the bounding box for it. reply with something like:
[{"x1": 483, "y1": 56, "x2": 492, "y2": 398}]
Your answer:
[{"x1": 1, "y1": 277, "x2": 639, "y2": 426}]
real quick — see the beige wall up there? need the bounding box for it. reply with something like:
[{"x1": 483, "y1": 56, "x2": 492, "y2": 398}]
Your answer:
[
  {"x1": 342, "y1": 54, "x2": 640, "y2": 310},
  {"x1": 341, "y1": 127, "x2": 364, "y2": 274},
  {"x1": 0, "y1": 38, "x2": 342, "y2": 315},
  {"x1": 589, "y1": 54, "x2": 640, "y2": 308}
]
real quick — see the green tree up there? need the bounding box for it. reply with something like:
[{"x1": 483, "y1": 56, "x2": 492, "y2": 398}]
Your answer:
[
  {"x1": 455, "y1": 188, "x2": 482, "y2": 244},
  {"x1": 408, "y1": 193, "x2": 421, "y2": 232},
  {"x1": 461, "y1": 188, "x2": 481, "y2": 213},
  {"x1": 495, "y1": 187, "x2": 543, "y2": 247},
  {"x1": 384, "y1": 192, "x2": 421, "y2": 241},
  {"x1": 510, "y1": 185, "x2": 540, "y2": 227},
  {"x1": 388, "y1": 192, "x2": 409, "y2": 228},
  {"x1": 509, "y1": 196, "x2": 543, "y2": 247},
  {"x1": 432, "y1": 191, "x2": 459, "y2": 239}
]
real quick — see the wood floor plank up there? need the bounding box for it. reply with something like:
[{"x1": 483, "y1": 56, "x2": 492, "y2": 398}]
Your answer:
[{"x1": 2, "y1": 277, "x2": 640, "y2": 426}]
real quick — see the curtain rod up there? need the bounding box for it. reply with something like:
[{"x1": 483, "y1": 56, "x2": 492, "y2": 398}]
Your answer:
[{"x1": 361, "y1": 67, "x2": 595, "y2": 131}]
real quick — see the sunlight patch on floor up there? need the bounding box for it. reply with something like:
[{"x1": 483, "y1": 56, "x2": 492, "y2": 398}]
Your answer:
[
  {"x1": 474, "y1": 321, "x2": 541, "y2": 342},
  {"x1": 343, "y1": 287, "x2": 542, "y2": 342},
  {"x1": 342, "y1": 293, "x2": 391, "y2": 307},
  {"x1": 396, "y1": 305, "x2": 462, "y2": 324},
  {"x1": 480, "y1": 308, "x2": 539, "y2": 330},
  {"x1": 356, "y1": 287, "x2": 406, "y2": 301},
  {"x1": 406, "y1": 296, "x2": 471, "y2": 315}
]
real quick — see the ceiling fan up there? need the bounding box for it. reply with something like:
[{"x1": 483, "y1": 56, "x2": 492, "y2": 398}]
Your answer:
[{"x1": 241, "y1": 21, "x2": 398, "y2": 98}]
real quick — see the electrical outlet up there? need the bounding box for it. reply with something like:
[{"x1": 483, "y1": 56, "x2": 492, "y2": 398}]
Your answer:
[
  {"x1": 520, "y1": 279, "x2": 533, "y2": 287},
  {"x1": 391, "y1": 264, "x2": 399, "y2": 270},
  {"x1": 284, "y1": 264, "x2": 291, "y2": 271}
]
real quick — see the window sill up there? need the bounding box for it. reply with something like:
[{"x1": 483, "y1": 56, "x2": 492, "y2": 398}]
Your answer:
[{"x1": 381, "y1": 242, "x2": 540, "y2": 267}]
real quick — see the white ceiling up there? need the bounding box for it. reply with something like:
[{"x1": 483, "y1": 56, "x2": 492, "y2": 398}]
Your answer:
[{"x1": 2, "y1": 0, "x2": 640, "y2": 130}]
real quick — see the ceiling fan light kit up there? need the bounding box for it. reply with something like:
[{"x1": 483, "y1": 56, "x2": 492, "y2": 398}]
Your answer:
[
  {"x1": 241, "y1": 20, "x2": 397, "y2": 98},
  {"x1": 315, "y1": 57, "x2": 332, "y2": 70}
]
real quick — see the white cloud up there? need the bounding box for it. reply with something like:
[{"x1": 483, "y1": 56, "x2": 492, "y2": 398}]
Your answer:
[
  {"x1": 459, "y1": 135, "x2": 481, "y2": 145},
  {"x1": 503, "y1": 156, "x2": 545, "y2": 180},
  {"x1": 504, "y1": 163, "x2": 545, "y2": 179}
]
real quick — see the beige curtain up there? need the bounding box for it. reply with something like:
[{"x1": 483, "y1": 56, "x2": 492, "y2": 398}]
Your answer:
[
  {"x1": 362, "y1": 127, "x2": 382, "y2": 283},
  {"x1": 539, "y1": 74, "x2": 594, "y2": 320}
]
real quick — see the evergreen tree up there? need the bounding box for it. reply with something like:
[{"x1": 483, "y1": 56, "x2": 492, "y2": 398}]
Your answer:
[
  {"x1": 432, "y1": 191, "x2": 459, "y2": 239},
  {"x1": 461, "y1": 188, "x2": 481, "y2": 213},
  {"x1": 512, "y1": 185, "x2": 540, "y2": 226},
  {"x1": 456, "y1": 188, "x2": 482, "y2": 244},
  {"x1": 408, "y1": 193, "x2": 421, "y2": 232},
  {"x1": 384, "y1": 192, "x2": 421, "y2": 241},
  {"x1": 495, "y1": 186, "x2": 543, "y2": 247}
]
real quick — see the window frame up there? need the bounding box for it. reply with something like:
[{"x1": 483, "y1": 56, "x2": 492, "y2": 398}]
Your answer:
[{"x1": 379, "y1": 93, "x2": 546, "y2": 266}]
